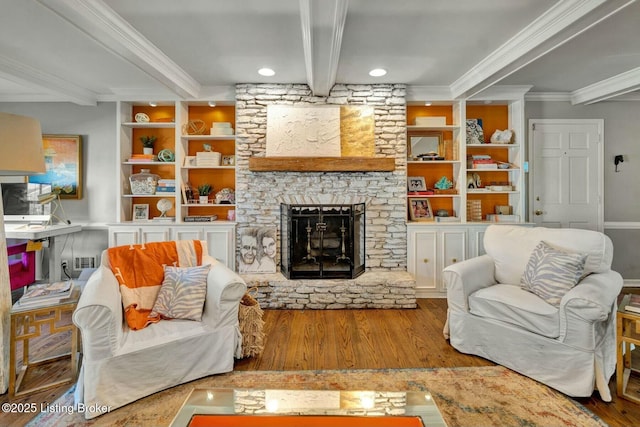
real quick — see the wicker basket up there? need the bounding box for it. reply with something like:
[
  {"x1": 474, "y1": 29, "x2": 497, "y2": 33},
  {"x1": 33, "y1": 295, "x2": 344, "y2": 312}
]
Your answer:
[{"x1": 238, "y1": 288, "x2": 265, "y2": 358}]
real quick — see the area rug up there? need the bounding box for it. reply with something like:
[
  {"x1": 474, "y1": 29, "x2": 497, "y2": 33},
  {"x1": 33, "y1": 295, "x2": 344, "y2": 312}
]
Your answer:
[{"x1": 28, "y1": 366, "x2": 606, "y2": 427}]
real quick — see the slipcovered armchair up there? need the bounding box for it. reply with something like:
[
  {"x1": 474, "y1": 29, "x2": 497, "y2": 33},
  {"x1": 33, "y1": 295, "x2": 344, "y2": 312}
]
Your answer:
[
  {"x1": 444, "y1": 225, "x2": 622, "y2": 401},
  {"x1": 73, "y1": 241, "x2": 246, "y2": 419}
]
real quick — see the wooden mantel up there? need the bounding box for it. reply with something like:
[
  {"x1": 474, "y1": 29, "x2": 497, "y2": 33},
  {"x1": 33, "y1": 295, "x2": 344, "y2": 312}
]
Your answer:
[{"x1": 248, "y1": 156, "x2": 396, "y2": 172}]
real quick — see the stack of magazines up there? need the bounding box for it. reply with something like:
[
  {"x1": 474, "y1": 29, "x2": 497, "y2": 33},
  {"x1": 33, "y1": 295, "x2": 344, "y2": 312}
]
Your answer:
[{"x1": 17, "y1": 281, "x2": 74, "y2": 307}]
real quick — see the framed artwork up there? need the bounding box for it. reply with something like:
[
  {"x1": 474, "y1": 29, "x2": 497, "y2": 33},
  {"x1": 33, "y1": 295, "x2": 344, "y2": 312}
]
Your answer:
[
  {"x1": 407, "y1": 176, "x2": 427, "y2": 192},
  {"x1": 29, "y1": 134, "x2": 83, "y2": 199},
  {"x1": 238, "y1": 226, "x2": 277, "y2": 274},
  {"x1": 222, "y1": 155, "x2": 236, "y2": 166},
  {"x1": 409, "y1": 198, "x2": 433, "y2": 221},
  {"x1": 133, "y1": 204, "x2": 149, "y2": 221}
]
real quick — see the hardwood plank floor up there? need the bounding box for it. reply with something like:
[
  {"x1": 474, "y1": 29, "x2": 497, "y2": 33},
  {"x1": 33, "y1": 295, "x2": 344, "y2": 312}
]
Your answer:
[{"x1": 2, "y1": 298, "x2": 640, "y2": 426}]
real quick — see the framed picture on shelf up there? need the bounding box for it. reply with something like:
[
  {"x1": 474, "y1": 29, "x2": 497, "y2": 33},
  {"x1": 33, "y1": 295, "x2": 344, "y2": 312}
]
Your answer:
[
  {"x1": 409, "y1": 131, "x2": 443, "y2": 160},
  {"x1": 407, "y1": 176, "x2": 427, "y2": 192},
  {"x1": 409, "y1": 198, "x2": 433, "y2": 221},
  {"x1": 28, "y1": 134, "x2": 82, "y2": 199},
  {"x1": 222, "y1": 155, "x2": 236, "y2": 166},
  {"x1": 133, "y1": 204, "x2": 149, "y2": 221}
]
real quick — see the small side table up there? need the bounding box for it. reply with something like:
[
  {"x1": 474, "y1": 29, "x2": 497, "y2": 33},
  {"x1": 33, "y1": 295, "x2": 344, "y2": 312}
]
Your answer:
[
  {"x1": 617, "y1": 294, "x2": 640, "y2": 403},
  {"x1": 9, "y1": 287, "x2": 81, "y2": 397}
]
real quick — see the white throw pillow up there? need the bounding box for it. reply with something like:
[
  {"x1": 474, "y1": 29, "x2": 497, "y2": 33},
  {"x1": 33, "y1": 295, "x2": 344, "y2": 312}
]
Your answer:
[{"x1": 520, "y1": 241, "x2": 587, "y2": 307}]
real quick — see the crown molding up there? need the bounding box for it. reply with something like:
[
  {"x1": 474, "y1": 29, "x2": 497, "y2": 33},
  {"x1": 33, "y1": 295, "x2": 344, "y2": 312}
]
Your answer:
[
  {"x1": 406, "y1": 86, "x2": 454, "y2": 102},
  {"x1": 571, "y1": 67, "x2": 640, "y2": 104},
  {"x1": 525, "y1": 92, "x2": 572, "y2": 102},
  {"x1": 450, "y1": 0, "x2": 636, "y2": 100},
  {"x1": 299, "y1": 0, "x2": 348, "y2": 96},
  {"x1": 37, "y1": 0, "x2": 201, "y2": 100},
  {"x1": 0, "y1": 54, "x2": 97, "y2": 105}
]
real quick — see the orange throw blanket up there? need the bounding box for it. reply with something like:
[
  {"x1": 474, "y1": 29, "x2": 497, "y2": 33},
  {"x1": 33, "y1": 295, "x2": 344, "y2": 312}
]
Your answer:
[{"x1": 108, "y1": 240, "x2": 204, "y2": 330}]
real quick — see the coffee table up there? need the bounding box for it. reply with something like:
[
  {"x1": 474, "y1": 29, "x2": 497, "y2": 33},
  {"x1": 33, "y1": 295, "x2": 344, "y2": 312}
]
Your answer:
[{"x1": 170, "y1": 388, "x2": 447, "y2": 427}]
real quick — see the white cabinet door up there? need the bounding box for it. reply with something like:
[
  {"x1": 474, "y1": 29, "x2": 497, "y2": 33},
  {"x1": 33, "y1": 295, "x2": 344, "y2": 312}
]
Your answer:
[
  {"x1": 109, "y1": 226, "x2": 139, "y2": 246},
  {"x1": 439, "y1": 229, "x2": 466, "y2": 291},
  {"x1": 408, "y1": 225, "x2": 467, "y2": 297},
  {"x1": 408, "y1": 228, "x2": 438, "y2": 294},
  {"x1": 140, "y1": 226, "x2": 170, "y2": 243},
  {"x1": 172, "y1": 227, "x2": 204, "y2": 241},
  {"x1": 203, "y1": 227, "x2": 236, "y2": 270}
]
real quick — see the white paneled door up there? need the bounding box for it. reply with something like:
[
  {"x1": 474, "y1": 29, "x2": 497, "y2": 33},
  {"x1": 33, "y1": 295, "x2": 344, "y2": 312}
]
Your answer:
[{"x1": 529, "y1": 119, "x2": 603, "y2": 231}]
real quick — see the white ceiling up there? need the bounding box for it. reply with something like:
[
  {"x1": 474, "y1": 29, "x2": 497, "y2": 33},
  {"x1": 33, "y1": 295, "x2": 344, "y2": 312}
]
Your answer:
[{"x1": 0, "y1": 0, "x2": 638, "y2": 105}]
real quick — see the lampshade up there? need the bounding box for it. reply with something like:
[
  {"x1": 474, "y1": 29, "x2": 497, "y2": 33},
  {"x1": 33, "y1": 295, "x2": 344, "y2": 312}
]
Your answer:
[{"x1": 0, "y1": 112, "x2": 46, "y2": 175}]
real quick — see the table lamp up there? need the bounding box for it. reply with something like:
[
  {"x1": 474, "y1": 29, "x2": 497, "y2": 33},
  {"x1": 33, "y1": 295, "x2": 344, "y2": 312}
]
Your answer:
[{"x1": 0, "y1": 112, "x2": 46, "y2": 393}]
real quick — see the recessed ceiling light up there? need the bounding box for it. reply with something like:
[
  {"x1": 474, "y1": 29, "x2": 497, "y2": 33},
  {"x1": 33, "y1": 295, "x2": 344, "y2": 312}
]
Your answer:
[
  {"x1": 258, "y1": 68, "x2": 275, "y2": 77},
  {"x1": 148, "y1": 101, "x2": 158, "y2": 107},
  {"x1": 369, "y1": 68, "x2": 387, "y2": 77},
  {"x1": 208, "y1": 101, "x2": 216, "y2": 107}
]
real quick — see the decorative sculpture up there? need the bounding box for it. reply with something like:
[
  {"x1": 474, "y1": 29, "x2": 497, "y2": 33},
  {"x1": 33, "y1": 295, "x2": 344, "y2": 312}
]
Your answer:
[
  {"x1": 490, "y1": 129, "x2": 513, "y2": 144},
  {"x1": 434, "y1": 176, "x2": 453, "y2": 190}
]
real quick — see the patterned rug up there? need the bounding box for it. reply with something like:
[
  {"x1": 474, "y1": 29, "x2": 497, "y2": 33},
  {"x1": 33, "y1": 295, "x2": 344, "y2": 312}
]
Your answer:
[{"x1": 29, "y1": 366, "x2": 607, "y2": 427}]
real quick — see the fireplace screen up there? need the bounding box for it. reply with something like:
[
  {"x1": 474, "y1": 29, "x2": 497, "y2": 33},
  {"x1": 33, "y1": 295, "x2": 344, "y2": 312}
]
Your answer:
[{"x1": 280, "y1": 203, "x2": 365, "y2": 279}]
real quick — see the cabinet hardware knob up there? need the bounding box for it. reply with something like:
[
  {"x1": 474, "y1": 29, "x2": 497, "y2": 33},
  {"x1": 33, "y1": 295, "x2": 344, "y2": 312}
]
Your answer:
[
  {"x1": 423, "y1": 258, "x2": 429, "y2": 263},
  {"x1": 452, "y1": 258, "x2": 457, "y2": 263},
  {"x1": 535, "y1": 210, "x2": 543, "y2": 216}
]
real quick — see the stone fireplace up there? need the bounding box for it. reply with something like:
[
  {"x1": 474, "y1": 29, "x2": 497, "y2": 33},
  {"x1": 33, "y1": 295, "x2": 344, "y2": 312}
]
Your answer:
[
  {"x1": 281, "y1": 203, "x2": 365, "y2": 279},
  {"x1": 234, "y1": 83, "x2": 416, "y2": 309}
]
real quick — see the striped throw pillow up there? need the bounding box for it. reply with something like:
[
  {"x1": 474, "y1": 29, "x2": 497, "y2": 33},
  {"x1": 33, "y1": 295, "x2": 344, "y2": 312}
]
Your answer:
[
  {"x1": 520, "y1": 241, "x2": 587, "y2": 307},
  {"x1": 151, "y1": 264, "x2": 211, "y2": 321}
]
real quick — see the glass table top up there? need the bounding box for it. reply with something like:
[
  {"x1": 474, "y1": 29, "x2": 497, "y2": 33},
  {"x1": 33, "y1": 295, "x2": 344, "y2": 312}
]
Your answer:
[{"x1": 170, "y1": 388, "x2": 447, "y2": 427}]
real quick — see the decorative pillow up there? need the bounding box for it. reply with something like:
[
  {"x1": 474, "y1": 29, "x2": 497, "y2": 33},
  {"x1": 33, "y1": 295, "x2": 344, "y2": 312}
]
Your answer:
[
  {"x1": 150, "y1": 264, "x2": 211, "y2": 321},
  {"x1": 520, "y1": 241, "x2": 587, "y2": 307}
]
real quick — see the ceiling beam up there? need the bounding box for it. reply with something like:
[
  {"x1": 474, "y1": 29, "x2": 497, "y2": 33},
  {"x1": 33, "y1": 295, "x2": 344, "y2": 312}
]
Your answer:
[
  {"x1": 37, "y1": 0, "x2": 201, "y2": 100},
  {"x1": 0, "y1": 55, "x2": 97, "y2": 105},
  {"x1": 571, "y1": 67, "x2": 640, "y2": 104},
  {"x1": 450, "y1": 0, "x2": 637, "y2": 100},
  {"x1": 299, "y1": 0, "x2": 349, "y2": 96}
]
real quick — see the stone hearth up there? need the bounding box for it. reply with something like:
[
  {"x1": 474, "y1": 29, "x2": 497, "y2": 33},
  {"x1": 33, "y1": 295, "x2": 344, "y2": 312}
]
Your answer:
[{"x1": 241, "y1": 272, "x2": 416, "y2": 309}]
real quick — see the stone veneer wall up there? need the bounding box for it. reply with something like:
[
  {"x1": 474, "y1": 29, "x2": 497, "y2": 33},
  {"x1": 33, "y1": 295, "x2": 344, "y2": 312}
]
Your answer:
[{"x1": 235, "y1": 83, "x2": 415, "y2": 308}]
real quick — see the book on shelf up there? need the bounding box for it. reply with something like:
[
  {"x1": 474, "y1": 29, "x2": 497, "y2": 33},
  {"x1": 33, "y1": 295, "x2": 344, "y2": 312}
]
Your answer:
[
  {"x1": 184, "y1": 215, "x2": 218, "y2": 222},
  {"x1": 624, "y1": 294, "x2": 640, "y2": 314},
  {"x1": 18, "y1": 281, "x2": 74, "y2": 307},
  {"x1": 152, "y1": 216, "x2": 175, "y2": 222},
  {"x1": 486, "y1": 214, "x2": 521, "y2": 223}
]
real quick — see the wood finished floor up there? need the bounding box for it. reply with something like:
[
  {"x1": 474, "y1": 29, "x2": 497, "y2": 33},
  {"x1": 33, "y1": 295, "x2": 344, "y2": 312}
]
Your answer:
[{"x1": 1, "y1": 298, "x2": 640, "y2": 426}]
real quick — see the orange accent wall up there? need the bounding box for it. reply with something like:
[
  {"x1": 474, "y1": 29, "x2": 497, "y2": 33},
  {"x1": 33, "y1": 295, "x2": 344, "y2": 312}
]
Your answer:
[
  {"x1": 466, "y1": 105, "x2": 508, "y2": 143},
  {"x1": 406, "y1": 105, "x2": 453, "y2": 126}
]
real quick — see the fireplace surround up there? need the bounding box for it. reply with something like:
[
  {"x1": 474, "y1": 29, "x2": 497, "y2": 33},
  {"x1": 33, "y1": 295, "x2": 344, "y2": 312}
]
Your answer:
[{"x1": 281, "y1": 203, "x2": 365, "y2": 279}]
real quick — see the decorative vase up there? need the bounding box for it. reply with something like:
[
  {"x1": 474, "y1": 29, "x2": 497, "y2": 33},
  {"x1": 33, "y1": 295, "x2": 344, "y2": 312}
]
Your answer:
[
  {"x1": 129, "y1": 169, "x2": 159, "y2": 195},
  {"x1": 199, "y1": 195, "x2": 209, "y2": 204},
  {"x1": 143, "y1": 147, "x2": 153, "y2": 155}
]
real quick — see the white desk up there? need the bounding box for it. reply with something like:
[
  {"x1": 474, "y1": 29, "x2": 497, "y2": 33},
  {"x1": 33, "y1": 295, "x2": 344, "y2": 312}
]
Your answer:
[{"x1": 4, "y1": 223, "x2": 82, "y2": 282}]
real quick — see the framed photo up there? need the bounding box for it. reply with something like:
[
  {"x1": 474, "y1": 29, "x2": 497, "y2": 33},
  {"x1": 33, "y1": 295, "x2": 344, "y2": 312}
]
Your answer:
[
  {"x1": 409, "y1": 131, "x2": 443, "y2": 159},
  {"x1": 133, "y1": 203, "x2": 149, "y2": 221},
  {"x1": 407, "y1": 176, "x2": 427, "y2": 192},
  {"x1": 28, "y1": 134, "x2": 82, "y2": 199},
  {"x1": 409, "y1": 198, "x2": 433, "y2": 221},
  {"x1": 222, "y1": 155, "x2": 236, "y2": 166}
]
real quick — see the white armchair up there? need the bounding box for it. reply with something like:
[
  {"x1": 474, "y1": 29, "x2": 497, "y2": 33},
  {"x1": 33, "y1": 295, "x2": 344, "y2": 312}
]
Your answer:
[
  {"x1": 444, "y1": 225, "x2": 622, "y2": 401},
  {"x1": 73, "y1": 244, "x2": 246, "y2": 419}
]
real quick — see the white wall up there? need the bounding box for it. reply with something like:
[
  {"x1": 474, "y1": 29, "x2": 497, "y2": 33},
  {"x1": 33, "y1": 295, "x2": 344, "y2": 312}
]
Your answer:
[{"x1": 0, "y1": 102, "x2": 117, "y2": 276}]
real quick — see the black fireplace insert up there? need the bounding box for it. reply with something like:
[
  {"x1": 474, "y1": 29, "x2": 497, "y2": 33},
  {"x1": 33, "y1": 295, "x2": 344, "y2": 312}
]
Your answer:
[{"x1": 280, "y1": 203, "x2": 365, "y2": 279}]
